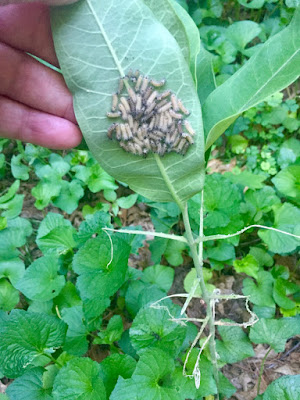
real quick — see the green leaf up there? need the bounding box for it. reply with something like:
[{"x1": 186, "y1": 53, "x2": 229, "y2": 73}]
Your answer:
[
  {"x1": 76, "y1": 211, "x2": 112, "y2": 247},
  {"x1": 184, "y1": 267, "x2": 215, "y2": 297},
  {"x1": 51, "y1": 0, "x2": 205, "y2": 204},
  {"x1": 0, "y1": 258, "x2": 25, "y2": 286},
  {"x1": 273, "y1": 278, "x2": 298, "y2": 310},
  {"x1": 53, "y1": 281, "x2": 82, "y2": 311},
  {"x1": 0, "y1": 310, "x2": 67, "y2": 378},
  {"x1": 216, "y1": 322, "x2": 255, "y2": 363},
  {"x1": 258, "y1": 203, "x2": 300, "y2": 254},
  {"x1": 261, "y1": 375, "x2": 300, "y2": 400},
  {"x1": 52, "y1": 180, "x2": 84, "y2": 214},
  {"x1": 224, "y1": 170, "x2": 266, "y2": 190},
  {"x1": 36, "y1": 213, "x2": 76, "y2": 255},
  {"x1": 0, "y1": 194, "x2": 24, "y2": 219},
  {"x1": 249, "y1": 317, "x2": 300, "y2": 352},
  {"x1": 6, "y1": 368, "x2": 52, "y2": 400},
  {"x1": 277, "y1": 138, "x2": 300, "y2": 169},
  {"x1": 94, "y1": 315, "x2": 123, "y2": 345},
  {"x1": 164, "y1": 239, "x2": 186, "y2": 266},
  {"x1": 272, "y1": 166, "x2": 300, "y2": 204},
  {"x1": 233, "y1": 254, "x2": 260, "y2": 279},
  {"x1": 130, "y1": 304, "x2": 186, "y2": 357},
  {"x1": 0, "y1": 217, "x2": 32, "y2": 258},
  {"x1": 0, "y1": 180, "x2": 20, "y2": 204},
  {"x1": 99, "y1": 353, "x2": 136, "y2": 398},
  {"x1": 116, "y1": 194, "x2": 138, "y2": 209},
  {"x1": 15, "y1": 255, "x2": 65, "y2": 302},
  {"x1": 53, "y1": 358, "x2": 106, "y2": 400},
  {"x1": 110, "y1": 349, "x2": 181, "y2": 400},
  {"x1": 125, "y1": 281, "x2": 165, "y2": 317},
  {"x1": 238, "y1": 0, "x2": 265, "y2": 9},
  {"x1": 143, "y1": 0, "x2": 200, "y2": 71},
  {"x1": 226, "y1": 21, "x2": 261, "y2": 52},
  {"x1": 73, "y1": 233, "x2": 130, "y2": 315},
  {"x1": 196, "y1": 45, "x2": 216, "y2": 105},
  {"x1": 249, "y1": 247, "x2": 273, "y2": 268},
  {"x1": 203, "y1": 9, "x2": 300, "y2": 149},
  {"x1": 244, "y1": 186, "x2": 281, "y2": 214},
  {"x1": 31, "y1": 180, "x2": 61, "y2": 210},
  {"x1": 202, "y1": 174, "x2": 241, "y2": 229},
  {"x1": 61, "y1": 306, "x2": 88, "y2": 356},
  {"x1": 11, "y1": 154, "x2": 30, "y2": 181},
  {"x1": 0, "y1": 278, "x2": 19, "y2": 311},
  {"x1": 142, "y1": 264, "x2": 174, "y2": 292},
  {"x1": 242, "y1": 271, "x2": 275, "y2": 307}
]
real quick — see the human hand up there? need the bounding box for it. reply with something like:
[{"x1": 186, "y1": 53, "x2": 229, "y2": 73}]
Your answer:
[{"x1": 0, "y1": 0, "x2": 82, "y2": 149}]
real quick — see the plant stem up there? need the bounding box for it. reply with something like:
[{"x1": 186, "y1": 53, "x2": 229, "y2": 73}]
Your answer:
[
  {"x1": 257, "y1": 347, "x2": 271, "y2": 396},
  {"x1": 182, "y1": 198, "x2": 219, "y2": 399}
]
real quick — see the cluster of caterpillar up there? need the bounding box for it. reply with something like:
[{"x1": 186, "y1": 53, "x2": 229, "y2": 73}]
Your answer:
[{"x1": 106, "y1": 70, "x2": 195, "y2": 157}]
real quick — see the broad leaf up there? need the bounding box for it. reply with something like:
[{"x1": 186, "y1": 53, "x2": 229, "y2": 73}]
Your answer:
[
  {"x1": 242, "y1": 271, "x2": 275, "y2": 307},
  {"x1": 6, "y1": 368, "x2": 52, "y2": 400},
  {"x1": 0, "y1": 310, "x2": 67, "y2": 378},
  {"x1": 51, "y1": 0, "x2": 205, "y2": 204},
  {"x1": 249, "y1": 317, "x2": 300, "y2": 352},
  {"x1": 110, "y1": 349, "x2": 180, "y2": 400},
  {"x1": 258, "y1": 203, "x2": 300, "y2": 254},
  {"x1": 99, "y1": 353, "x2": 136, "y2": 397},
  {"x1": 53, "y1": 358, "x2": 106, "y2": 400},
  {"x1": 142, "y1": 264, "x2": 174, "y2": 292},
  {"x1": 0, "y1": 278, "x2": 19, "y2": 311},
  {"x1": 15, "y1": 255, "x2": 65, "y2": 302},
  {"x1": 0, "y1": 258, "x2": 25, "y2": 286},
  {"x1": 272, "y1": 166, "x2": 300, "y2": 204},
  {"x1": 261, "y1": 375, "x2": 300, "y2": 400},
  {"x1": 130, "y1": 304, "x2": 186, "y2": 357},
  {"x1": 203, "y1": 9, "x2": 300, "y2": 149},
  {"x1": 61, "y1": 306, "x2": 88, "y2": 356},
  {"x1": 216, "y1": 323, "x2": 255, "y2": 363}
]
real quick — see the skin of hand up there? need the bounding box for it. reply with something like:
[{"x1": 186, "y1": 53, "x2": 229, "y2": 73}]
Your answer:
[{"x1": 0, "y1": 0, "x2": 83, "y2": 149}]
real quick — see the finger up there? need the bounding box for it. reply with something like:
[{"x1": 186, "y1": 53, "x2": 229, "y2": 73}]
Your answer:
[
  {"x1": 0, "y1": 4, "x2": 57, "y2": 65},
  {"x1": 0, "y1": 0, "x2": 78, "y2": 5},
  {"x1": 0, "y1": 42, "x2": 76, "y2": 123},
  {"x1": 0, "y1": 96, "x2": 82, "y2": 149}
]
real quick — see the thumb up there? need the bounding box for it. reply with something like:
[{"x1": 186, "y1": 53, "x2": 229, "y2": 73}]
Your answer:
[{"x1": 0, "y1": 0, "x2": 79, "y2": 5}]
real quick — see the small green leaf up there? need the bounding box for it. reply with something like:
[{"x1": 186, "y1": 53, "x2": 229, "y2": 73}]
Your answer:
[
  {"x1": 95, "y1": 315, "x2": 123, "y2": 345},
  {"x1": 53, "y1": 358, "x2": 106, "y2": 400},
  {"x1": 242, "y1": 271, "x2": 275, "y2": 307},
  {"x1": 0, "y1": 180, "x2": 20, "y2": 204},
  {"x1": 52, "y1": 180, "x2": 84, "y2": 214},
  {"x1": 0, "y1": 258, "x2": 25, "y2": 286},
  {"x1": 99, "y1": 353, "x2": 136, "y2": 398},
  {"x1": 110, "y1": 349, "x2": 180, "y2": 400},
  {"x1": 272, "y1": 166, "x2": 300, "y2": 204},
  {"x1": 130, "y1": 304, "x2": 186, "y2": 357},
  {"x1": 216, "y1": 323, "x2": 255, "y2": 363},
  {"x1": 6, "y1": 368, "x2": 52, "y2": 400},
  {"x1": 250, "y1": 317, "x2": 300, "y2": 352},
  {"x1": 258, "y1": 203, "x2": 300, "y2": 254},
  {"x1": 76, "y1": 211, "x2": 112, "y2": 247},
  {"x1": 164, "y1": 239, "x2": 187, "y2": 266},
  {"x1": 0, "y1": 194, "x2": 24, "y2": 220},
  {"x1": 273, "y1": 278, "x2": 298, "y2": 310},
  {"x1": 184, "y1": 268, "x2": 215, "y2": 297},
  {"x1": 61, "y1": 306, "x2": 88, "y2": 356},
  {"x1": 0, "y1": 217, "x2": 32, "y2": 258},
  {"x1": 117, "y1": 194, "x2": 138, "y2": 209},
  {"x1": 233, "y1": 254, "x2": 260, "y2": 279},
  {"x1": 226, "y1": 21, "x2": 261, "y2": 52},
  {"x1": 53, "y1": 281, "x2": 82, "y2": 311},
  {"x1": 11, "y1": 154, "x2": 30, "y2": 181},
  {"x1": 261, "y1": 375, "x2": 300, "y2": 400},
  {"x1": 15, "y1": 255, "x2": 65, "y2": 302},
  {"x1": 249, "y1": 247, "x2": 273, "y2": 268},
  {"x1": 0, "y1": 278, "x2": 19, "y2": 311},
  {"x1": 224, "y1": 170, "x2": 266, "y2": 190},
  {"x1": 37, "y1": 213, "x2": 76, "y2": 255},
  {"x1": 73, "y1": 233, "x2": 130, "y2": 315},
  {"x1": 0, "y1": 310, "x2": 67, "y2": 378},
  {"x1": 142, "y1": 264, "x2": 174, "y2": 292},
  {"x1": 244, "y1": 186, "x2": 281, "y2": 214}
]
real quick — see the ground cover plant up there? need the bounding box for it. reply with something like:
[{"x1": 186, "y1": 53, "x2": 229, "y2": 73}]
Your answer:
[{"x1": 0, "y1": 0, "x2": 299, "y2": 399}]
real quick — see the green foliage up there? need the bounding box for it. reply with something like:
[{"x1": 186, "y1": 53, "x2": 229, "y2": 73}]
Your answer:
[
  {"x1": 260, "y1": 375, "x2": 300, "y2": 400},
  {"x1": 0, "y1": 1, "x2": 299, "y2": 399}
]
